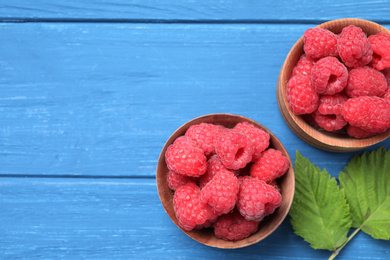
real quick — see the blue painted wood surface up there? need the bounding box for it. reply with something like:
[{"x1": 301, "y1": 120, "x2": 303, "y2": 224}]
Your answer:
[{"x1": 1, "y1": 1, "x2": 390, "y2": 259}]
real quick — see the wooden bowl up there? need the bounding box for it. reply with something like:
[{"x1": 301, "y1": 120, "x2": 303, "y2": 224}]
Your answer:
[
  {"x1": 277, "y1": 18, "x2": 390, "y2": 152},
  {"x1": 156, "y1": 113, "x2": 295, "y2": 249}
]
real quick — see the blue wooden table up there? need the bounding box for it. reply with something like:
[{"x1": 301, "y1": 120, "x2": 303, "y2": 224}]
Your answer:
[{"x1": 1, "y1": 1, "x2": 390, "y2": 259}]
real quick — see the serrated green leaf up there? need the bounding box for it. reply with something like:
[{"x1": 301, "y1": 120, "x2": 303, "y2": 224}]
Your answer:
[
  {"x1": 289, "y1": 151, "x2": 352, "y2": 251},
  {"x1": 339, "y1": 147, "x2": 390, "y2": 240}
]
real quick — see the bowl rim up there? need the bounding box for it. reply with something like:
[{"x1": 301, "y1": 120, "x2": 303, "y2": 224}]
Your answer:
[
  {"x1": 277, "y1": 18, "x2": 390, "y2": 152},
  {"x1": 156, "y1": 113, "x2": 295, "y2": 249}
]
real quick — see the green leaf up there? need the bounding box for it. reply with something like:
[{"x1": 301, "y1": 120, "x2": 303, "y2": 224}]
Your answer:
[
  {"x1": 339, "y1": 147, "x2": 390, "y2": 240},
  {"x1": 289, "y1": 151, "x2": 352, "y2": 251}
]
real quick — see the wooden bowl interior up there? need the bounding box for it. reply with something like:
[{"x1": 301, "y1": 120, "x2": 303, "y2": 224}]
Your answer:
[
  {"x1": 277, "y1": 18, "x2": 390, "y2": 152},
  {"x1": 156, "y1": 113, "x2": 295, "y2": 249}
]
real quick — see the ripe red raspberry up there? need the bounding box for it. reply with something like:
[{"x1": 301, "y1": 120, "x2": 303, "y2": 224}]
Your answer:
[
  {"x1": 318, "y1": 93, "x2": 349, "y2": 115},
  {"x1": 303, "y1": 28, "x2": 339, "y2": 59},
  {"x1": 286, "y1": 74, "x2": 319, "y2": 115},
  {"x1": 167, "y1": 170, "x2": 197, "y2": 191},
  {"x1": 199, "y1": 154, "x2": 226, "y2": 188},
  {"x1": 213, "y1": 209, "x2": 259, "y2": 241},
  {"x1": 338, "y1": 25, "x2": 373, "y2": 68},
  {"x1": 185, "y1": 123, "x2": 224, "y2": 157},
  {"x1": 165, "y1": 136, "x2": 207, "y2": 177},
  {"x1": 311, "y1": 57, "x2": 348, "y2": 95},
  {"x1": 200, "y1": 169, "x2": 239, "y2": 215},
  {"x1": 384, "y1": 90, "x2": 390, "y2": 102},
  {"x1": 173, "y1": 182, "x2": 217, "y2": 231},
  {"x1": 346, "y1": 125, "x2": 377, "y2": 139},
  {"x1": 368, "y1": 32, "x2": 390, "y2": 70},
  {"x1": 250, "y1": 148, "x2": 289, "y2": 182},
  {"x1": 311, "y1": 110, "x2": 348, "y2": 132},
  {"x1": 292, "y1": 54, "x2": 317, "y2": 76},
  {"x1": 342, "y1": 96, "x2": 390, "y2": 133},
  {"x1": 233, "y1": 122, "x2": 270, "y2": 161},
  {"x1": 214, "y1": 129, "x2": 254, "y2": 170},
  {"x1": 345, "y1": 66, "x2": 388, "y2": 98},
  {"x1": 237, "y1": 176, "x2": 282, "y2": 221}
]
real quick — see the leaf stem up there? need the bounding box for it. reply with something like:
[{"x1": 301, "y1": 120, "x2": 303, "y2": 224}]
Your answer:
[{"x1": 328, "y1": 227, "x2": 361, "y2": 260}]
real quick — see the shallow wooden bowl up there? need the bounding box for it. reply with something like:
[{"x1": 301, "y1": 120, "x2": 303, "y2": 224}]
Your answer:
[
  {"x1": 277, "y1": 18, "x2": 390, "y2": 152},
  {"x1": 156, "y1": 113, "x2": 295, "y2": 249}
]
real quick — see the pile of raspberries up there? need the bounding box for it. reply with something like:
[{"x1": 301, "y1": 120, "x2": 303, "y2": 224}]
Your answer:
[
  {"x1": 287, "y1": 25, "x2": 390, "y2": 138},
  {"x1": 165, "y1": 121, "x2": 290, "y2": 241}
]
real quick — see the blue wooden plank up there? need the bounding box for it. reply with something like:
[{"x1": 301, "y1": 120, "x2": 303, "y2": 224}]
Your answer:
[
  {"x1": 1, "y1": 22, "x2": 390, "y2": 177},
  {"x1": 0, "y1": 22, "x2": 305, "y2": 176},
  {"x1": 0, "y1": 177, "x2": 389, "y2": 260},
  {"x1": 1, "y1": 0, "x2": 390, "y2": 23}
]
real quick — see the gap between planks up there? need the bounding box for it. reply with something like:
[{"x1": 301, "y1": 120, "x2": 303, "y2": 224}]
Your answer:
[{"x1": 1, "y1": 18, "x2": 390, "y2": 25}]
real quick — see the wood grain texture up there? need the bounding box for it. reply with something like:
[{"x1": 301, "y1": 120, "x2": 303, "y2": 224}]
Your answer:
[
  {"x1": 1, "y1": 177, "x2": 389, "y2": 260},
  {"x1": 1, "y1": 0, "x2": 390, "y2": 22}
]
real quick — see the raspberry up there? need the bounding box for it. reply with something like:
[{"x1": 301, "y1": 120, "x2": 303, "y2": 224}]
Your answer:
[
  {"x1": 303, "y1": 28, "x2": 339, "y2": 59},
  {"x1": 342, "y1": 96, "x2": 390, "y2": 133},
  {"x1": 200, "y1": 169, "x2": 239, "y2": 215},
  {"x1": 338, "y1": 25, "x2": 373, "y2": 68},
  {"x1": 292, "y1": 54, "x2": 317, "y2": 76},
  {"x1": 199, "y1": 154, "x2": 227, "y2": 188},
  {"x1": 384, "y1": 89, "x2": 390, "y2": 102},
  {"x1": 165, "y1": 136, "x2": 207, "y2": 177},
  {"x1": 345, "y1": 66, "x2": 388, "y2": 98},
  {"x1": 311, "y1": 57, "x2": 348, "y2": 95},
  {"x1": 213, "y1": 209, "x2": 259, "y2": 241},
  {"x1": 250, "y1": 148, "x2": 289, "y2": 182},
  {"x1": 214, "y1": 129, "x2": 254, "y2": 170},
  {"x1": 384, "y1": 91, "x2": 390, "y2": 102},
  {"x1": 286, "y1": 74, "x2": 319, "y2": 115},
  {"x1": 233, "y1": 122, "x2": 270, "y2": 161},
  {"x1": 173, "y1": 182, "x2": 217, "y2": 231},
  {"x1": 368, "y1": 32, "x2": 390, "y2": 70},
  {"x1": 167, "y1": 170, "x2": 197, "y2": 191},
  {"x1": 317, "y1": 93, "x2": 349, "y2": 115},
  {"x1": 237, "y1": 176, "x2": 282, "y2": 221},
  {"x1": 185, "y1": 123, "x2": 224, "y2": 157},
  {"x1": 346, "y1": 125, "x2": 377, "y2": 139},
  {"x1": 311, "y1": 110, "x2": 348, "y2": 132}
]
